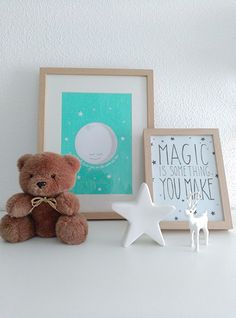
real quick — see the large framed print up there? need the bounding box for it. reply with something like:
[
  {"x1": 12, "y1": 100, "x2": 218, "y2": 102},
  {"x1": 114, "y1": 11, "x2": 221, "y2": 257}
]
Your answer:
[
  {"x1": 39, "y1": 68, "x2": 154, "y2": 219},
  {"x1": 144, "y1": 128, "x2": 232, "y2": 230}
]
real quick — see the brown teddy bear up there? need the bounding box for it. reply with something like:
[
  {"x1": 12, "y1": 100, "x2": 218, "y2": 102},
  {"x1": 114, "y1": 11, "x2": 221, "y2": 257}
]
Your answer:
[{"x1": 0, "y1": 152, "x2": 88, "y2": 244}]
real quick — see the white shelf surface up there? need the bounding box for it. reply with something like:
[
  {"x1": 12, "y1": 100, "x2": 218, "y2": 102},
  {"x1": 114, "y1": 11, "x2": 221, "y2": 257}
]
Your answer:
[{"x1": 0, "y1": 213, "x2": 236, "y2": 318}]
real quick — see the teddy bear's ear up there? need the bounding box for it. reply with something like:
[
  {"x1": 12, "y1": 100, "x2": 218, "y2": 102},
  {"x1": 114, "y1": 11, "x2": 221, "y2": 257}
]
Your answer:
[
  {"x1": 17, "y1": 154, "x2": 33, "y2": 171},
  {"x1": 64, "y1": 155, "x2": 80, "y2": 173}
]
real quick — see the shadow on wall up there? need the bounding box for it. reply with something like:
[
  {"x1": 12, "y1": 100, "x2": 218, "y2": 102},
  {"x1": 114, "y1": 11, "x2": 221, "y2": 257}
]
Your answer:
[
  {"x1": 0, "y1": 68, "x2": 39, "y2": 209},
  {"x1": 227, "y1": 134, "x2": 236, "y2": 210}
]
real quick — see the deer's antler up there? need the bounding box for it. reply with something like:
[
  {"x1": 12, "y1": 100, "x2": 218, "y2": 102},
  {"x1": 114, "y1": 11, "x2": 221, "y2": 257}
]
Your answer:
[{"x1": 187, "y1": 192, "x2": 202, "y2": 210}]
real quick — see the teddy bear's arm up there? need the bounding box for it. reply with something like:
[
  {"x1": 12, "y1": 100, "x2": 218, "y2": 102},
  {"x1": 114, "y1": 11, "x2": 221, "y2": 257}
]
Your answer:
[
  {"x1": 6, "y1": 193, "x2": 33, "y2": 218},
  {"x1": 56, "y1": 192, "x2": 80, "y2": 216}
]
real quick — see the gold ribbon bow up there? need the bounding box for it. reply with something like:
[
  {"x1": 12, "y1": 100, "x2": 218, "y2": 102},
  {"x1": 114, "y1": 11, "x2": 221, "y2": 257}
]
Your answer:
[{"x1": 29, "y1": 197, "x2": 58, "y2": 213}]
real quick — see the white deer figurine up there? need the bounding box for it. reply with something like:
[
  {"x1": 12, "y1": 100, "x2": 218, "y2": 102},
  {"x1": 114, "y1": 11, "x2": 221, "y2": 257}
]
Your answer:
[{"x1": 185, "y1": 192, "x2": 209, "y2": 252}]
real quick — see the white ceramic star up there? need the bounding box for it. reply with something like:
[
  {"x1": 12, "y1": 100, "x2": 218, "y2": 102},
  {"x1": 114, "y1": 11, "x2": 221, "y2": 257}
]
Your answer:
[{"x1": 112, "y1": 183, "x2": 176, "y2": 247}]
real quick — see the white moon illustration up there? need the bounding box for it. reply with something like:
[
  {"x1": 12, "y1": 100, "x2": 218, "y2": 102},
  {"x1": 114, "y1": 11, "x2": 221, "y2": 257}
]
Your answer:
[{"x1": 75, "y1": 122, "x2": 118, "y2": 165}]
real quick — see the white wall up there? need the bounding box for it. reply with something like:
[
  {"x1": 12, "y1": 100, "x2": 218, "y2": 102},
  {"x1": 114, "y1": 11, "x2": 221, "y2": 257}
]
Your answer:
[{"x1": 0, "y1": 0, "x2": 235, "y2": 210}]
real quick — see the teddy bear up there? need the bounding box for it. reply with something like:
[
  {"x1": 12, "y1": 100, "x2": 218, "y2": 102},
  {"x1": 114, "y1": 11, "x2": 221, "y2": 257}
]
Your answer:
[{"x1": 0, "y1": 152, "x2": 88, "y2": 245}]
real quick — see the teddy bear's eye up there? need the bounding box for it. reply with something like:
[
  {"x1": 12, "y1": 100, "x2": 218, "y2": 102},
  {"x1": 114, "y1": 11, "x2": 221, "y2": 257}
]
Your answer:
[
  {"x1": 29, "y1": 174, "x2": 33, "y2": 178},
  {"x1": 51, "y1": 174, "x2": 56, "y2": 179}
]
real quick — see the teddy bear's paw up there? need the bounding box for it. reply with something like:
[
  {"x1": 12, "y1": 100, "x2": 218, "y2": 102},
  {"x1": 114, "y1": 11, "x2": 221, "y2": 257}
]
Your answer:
[
  {"x1": 56, "y1": 192, "x2": 80, "y2": 216},
  {"x1": 56, "y1": 214, "x2": 88, "y2": 245},
  {"x1": 6, "y1": 193, "x2": 32, "y2": 217},
  {"x1": 0, "y1": 215, "x2": 35, "y2": 243}
]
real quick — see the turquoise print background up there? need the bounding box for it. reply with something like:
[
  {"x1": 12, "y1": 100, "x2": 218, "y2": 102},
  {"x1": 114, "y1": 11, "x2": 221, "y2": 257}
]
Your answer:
[{"x1": 61, "y1": 92, "x2": 132, "y2": 194}]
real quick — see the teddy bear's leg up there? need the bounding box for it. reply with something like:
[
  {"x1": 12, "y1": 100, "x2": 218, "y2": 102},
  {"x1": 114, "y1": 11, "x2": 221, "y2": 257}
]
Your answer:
[
  {"x1": 0, "y1": 215, "x2": 35, "y2": 243},
  {"x1": 56, "y1": 214, "x2": 88, "y2": 245}
]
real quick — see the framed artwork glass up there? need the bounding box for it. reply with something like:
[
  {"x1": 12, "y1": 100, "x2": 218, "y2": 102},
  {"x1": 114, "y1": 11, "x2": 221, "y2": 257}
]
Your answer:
[
  {"x1": 144, "y1": 128, "x2": 233, "y2": 229},
  {"x1": 39, "y1": 67, "x2": 154, "y2": 219}
]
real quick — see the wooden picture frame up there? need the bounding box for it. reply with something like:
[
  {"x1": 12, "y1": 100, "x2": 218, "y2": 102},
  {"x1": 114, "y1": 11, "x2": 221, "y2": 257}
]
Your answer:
[
  {"x1": 38, "y1": 67, "x2": 154, "y2": 220},
  {"x1": 144, "y1": 128, "x2": 233, "y2": 230}
]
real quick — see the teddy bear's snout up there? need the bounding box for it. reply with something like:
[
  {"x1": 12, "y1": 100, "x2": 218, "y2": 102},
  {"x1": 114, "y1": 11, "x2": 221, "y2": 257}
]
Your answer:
[{"x1": 36, "y1": 181, "x2": 47, "y2": 189}]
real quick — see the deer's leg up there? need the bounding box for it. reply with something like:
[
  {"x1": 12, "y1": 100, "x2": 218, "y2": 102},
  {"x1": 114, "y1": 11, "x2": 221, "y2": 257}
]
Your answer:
[
  {"x1": 203, "y1": 227, "x2": 209, "y2": 246},
  {"x1": 195, "y1": 230, "x2": 200, "y2": 252},
  {"x1": 191, "y1": 229, "x2": 195, "y2": 248}
]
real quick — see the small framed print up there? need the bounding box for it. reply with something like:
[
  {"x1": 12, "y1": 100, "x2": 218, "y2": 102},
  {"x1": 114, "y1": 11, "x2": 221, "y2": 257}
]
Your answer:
[
  {"x1": 144, "y1": 128, "x2": 233, "y2": 229},
  {"x1": 38, "y1": 67, "x2": 154, "y2": 219}
]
